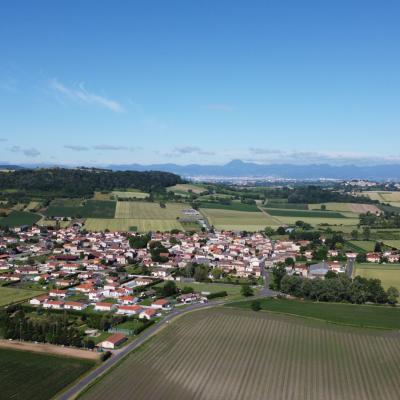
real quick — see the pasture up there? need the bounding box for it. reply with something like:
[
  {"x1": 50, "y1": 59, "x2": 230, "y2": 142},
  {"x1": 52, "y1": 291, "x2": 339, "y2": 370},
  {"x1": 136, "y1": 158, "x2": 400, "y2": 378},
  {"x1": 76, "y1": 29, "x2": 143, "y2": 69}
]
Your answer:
[
  {"x1": 353, "y1": 263, "x2": 400, "y2": 290},
  {"x1": 198, "y1": 201, "x2": 259, "y2": 212},
  {"x1": 201, "y1": 208, "x2": 279, "y2": 231},
  {"x1": 264, "y1": 208, "x2": 346, "y2": 218},
  {"x1": 0, "y1": 287, "x2": 42, "y2": 307},
  {"x1": 174, "y1": 281, "x2": 244, "y2": 300},
  {"x1": 0, "y1": 211, "x2": 41, "y2": 227},
  {"x1": 82, "y1": 308, "x2": 400, "y2": 400},
  {"x1": 347, "y1": 240, "x2": 376, "y2": 252},
  {"x1": 270, "y1": 215, "x2": 359, "y2": 227},
  {"x1": 0, "y1": 348, "x2": 95, "y2": 400}
]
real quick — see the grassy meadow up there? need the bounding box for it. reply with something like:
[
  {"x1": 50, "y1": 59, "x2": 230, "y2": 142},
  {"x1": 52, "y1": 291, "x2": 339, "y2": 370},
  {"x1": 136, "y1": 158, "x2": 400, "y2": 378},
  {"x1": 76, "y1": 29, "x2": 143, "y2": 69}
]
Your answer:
[
  {"x1": 353, "y1": 263, "x2": 400, "y2": 290},
  {"x1": 0, "y1": 287, "x2": 43, "y2": 307},
  {"x1": 0, "y1": 211, "x2": 41, "y2": 227}
]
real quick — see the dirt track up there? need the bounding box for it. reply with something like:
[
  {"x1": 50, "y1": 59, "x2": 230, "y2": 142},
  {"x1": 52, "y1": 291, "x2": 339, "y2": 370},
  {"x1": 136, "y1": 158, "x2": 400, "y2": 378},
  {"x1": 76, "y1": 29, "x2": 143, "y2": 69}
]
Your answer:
[{"x1": 0, "y1": 339, "x2": 100, "y2": 360}]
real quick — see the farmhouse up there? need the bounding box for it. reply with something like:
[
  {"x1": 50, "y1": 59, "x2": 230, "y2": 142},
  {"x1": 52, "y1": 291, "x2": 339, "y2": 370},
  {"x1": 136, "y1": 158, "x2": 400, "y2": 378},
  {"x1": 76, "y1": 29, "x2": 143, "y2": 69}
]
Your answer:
[{"x1": 99, "y1": 333, "x2": 127, "y2": 349}]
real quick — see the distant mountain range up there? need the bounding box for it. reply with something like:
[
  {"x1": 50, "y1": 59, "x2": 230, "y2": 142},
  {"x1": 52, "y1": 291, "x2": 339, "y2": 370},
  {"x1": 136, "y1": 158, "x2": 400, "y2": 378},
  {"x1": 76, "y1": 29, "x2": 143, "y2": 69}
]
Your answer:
[
  {"x1": 3, "y1": 160, "x2": 400, "y2": 180},
  {"x1": 106, "y1": 160, "x2": 400, "y2": 181}
]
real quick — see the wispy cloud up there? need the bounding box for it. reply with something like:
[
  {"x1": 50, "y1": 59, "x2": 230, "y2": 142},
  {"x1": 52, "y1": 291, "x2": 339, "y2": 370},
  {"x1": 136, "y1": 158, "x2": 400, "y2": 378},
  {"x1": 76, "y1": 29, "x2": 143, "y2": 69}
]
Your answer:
[
  {"x1": 207, "y1": 104, "x2": 233, "y2": 112},
  {"x1": 172, "y1": 146, "x2": 214, "y2": 156},
  {"x1": 49, "y1": 78, "x2": 123, "y2": 112},
  {"x1": 93, "y1": 144, "x2": 140, "y2": 151},
  {"x1": 64, "y1": 144, "x2": 89, "y2": 151},
  {"x1": 8, "y1": 146, "x2": 40, "y2": 157}
]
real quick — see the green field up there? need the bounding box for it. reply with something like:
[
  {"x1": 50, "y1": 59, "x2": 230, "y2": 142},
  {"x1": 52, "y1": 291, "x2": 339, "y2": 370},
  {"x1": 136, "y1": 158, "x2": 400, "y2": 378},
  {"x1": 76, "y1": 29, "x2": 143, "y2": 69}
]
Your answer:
[
  {"x1": 0, "y1": 348, "x2": 95, "y2": 400},
  {"x1": 85, "y1": 218, "x2": 184, "y2": 232},
  {"x1": 201, "y1": 208, "x2": 279, "y2": 231},
  {"x1": 174, "y1": 281, "x2": 244, "y2": 300},
  {"x1": 0, "y1": 211, "x2": 42, "y2": 227},
  {"x1": 0, "y1": 287, "x2": 43, "y2": 307},
  {"x1": 46, "y1": 200, "x2": 116, "y2": 218},
  {"x1": 197, "y1": 202, "x2": 259, "y2": 212},
  {"x1": 111, "y1": 190, "x2": 149, "y2": 199},
  {"x1": 383, "y1": 240, "x2": 400, "y2": 249},
  {"x1": 266, "y1": 202, "x2": 309, "y2": 210},
  {"x1": 227, "y1": 298, "x2": 400, "y2": 329},
  {"x1": 115, "y1": 201, "x2": 190, "y2": 219},
  {"x1": 82, "y1": 308, "x2": 400, "y2": 400},
  {"x1": 347, "y1": 240, "x2": 376, "y2": 252},
  {"x1": 353, "y1": 263, "x2": 400, "y2": 290},
  {"x1": 272, "y1": 215, "x2": 360, "y2": 227},
  {"x1": 167, "y1": 183, "x2": 207, "y2": 194},
  {"x1": 265, "y1": 208, "x2": 347, "y2": 218}
]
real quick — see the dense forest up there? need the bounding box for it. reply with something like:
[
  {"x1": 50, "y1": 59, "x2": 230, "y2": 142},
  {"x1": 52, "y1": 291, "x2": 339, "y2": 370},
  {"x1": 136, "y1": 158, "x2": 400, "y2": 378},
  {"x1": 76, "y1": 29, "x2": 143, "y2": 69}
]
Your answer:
[{"x1": 0, "y1": 168, "x2": 182, "y2": 197}]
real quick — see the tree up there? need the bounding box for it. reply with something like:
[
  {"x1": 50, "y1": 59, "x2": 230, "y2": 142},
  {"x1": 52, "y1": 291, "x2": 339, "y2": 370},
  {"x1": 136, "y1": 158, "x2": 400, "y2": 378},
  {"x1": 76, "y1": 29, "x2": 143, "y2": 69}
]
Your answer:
[
  {"x1": 181, "y1": 286, "x2": 194, "y2": 294},
  {"x1": 351, "y1": 230, "x2": 359, "y2": 240},
  {"x1": 374, "y1": 242, "x2": 382, "y2": 253},
  {"x1": 264, "y1": 227, "x2": 275, "y2": 237},
  {"x1": 162, "y1": 281, "x2": 177, "y2": 297},
  {"x1": 325, "y1": 270, "x2": 337, "y2": 279},
  {"x1": 276, "y1": 227, "x2": 286, "y2": 235},
  {"x1": 251, "y1": 300, "x2": 261, "y2": 311},
  {"x1": 387, "y1": 286, "x2": 399, "y2": 305},
  {"x1": 241, "y1": 284, "x2": 254, "y2": 297},
  {"x1": 363, "y1": 227, "x2": 371, "y2": 240},
  {"x1": 194, "y1": 265, "x2": 209, "y2": 282},
  {"x1": 211, "y1": 268, "x2": 222, "y2": 280},
  {"x1": 321, "y1": 204, "x2": 326, "y2": 211},
  {"x1": 270, "y1": 264, "x2": 286, "y2": 291}
]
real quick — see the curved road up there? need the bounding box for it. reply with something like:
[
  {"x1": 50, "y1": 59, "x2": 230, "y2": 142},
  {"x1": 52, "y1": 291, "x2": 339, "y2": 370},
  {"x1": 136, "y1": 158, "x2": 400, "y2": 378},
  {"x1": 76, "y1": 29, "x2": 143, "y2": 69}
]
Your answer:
[{"x1": 58, "y1": 300, "x2": 227, "y2": 400}]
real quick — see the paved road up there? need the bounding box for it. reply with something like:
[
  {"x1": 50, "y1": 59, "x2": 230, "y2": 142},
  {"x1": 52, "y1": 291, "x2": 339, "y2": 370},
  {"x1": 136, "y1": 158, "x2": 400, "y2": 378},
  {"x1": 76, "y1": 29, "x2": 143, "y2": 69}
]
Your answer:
[{"x1": 58, "y1": 300, "x2": 227, "y2": 400}]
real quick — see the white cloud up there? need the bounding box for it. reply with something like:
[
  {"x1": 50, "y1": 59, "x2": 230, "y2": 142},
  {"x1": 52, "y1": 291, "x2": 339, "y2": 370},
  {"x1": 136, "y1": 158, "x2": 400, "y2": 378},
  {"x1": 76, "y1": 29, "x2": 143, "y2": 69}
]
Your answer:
[
  {"x1": 172, "y1": 146, "x2": 214, "y2": 156},
  {"x1": 8, "y1": 146, "x2": 40, "y2": 157},
  {"x1": 49, "y1": 78, "x2": 123, "y2": 112}
]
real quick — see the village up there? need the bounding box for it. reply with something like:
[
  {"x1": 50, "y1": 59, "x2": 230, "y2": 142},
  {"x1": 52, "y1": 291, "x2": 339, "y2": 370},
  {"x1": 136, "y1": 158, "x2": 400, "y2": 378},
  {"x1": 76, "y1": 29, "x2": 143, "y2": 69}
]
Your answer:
[{"x1": 1, "y1": 223, "x2": 400, "y2": 350}]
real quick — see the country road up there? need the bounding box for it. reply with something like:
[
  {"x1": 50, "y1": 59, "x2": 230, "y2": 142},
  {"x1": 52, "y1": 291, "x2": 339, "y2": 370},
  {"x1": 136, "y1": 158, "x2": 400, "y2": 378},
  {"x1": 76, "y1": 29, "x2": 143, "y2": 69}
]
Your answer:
[{"x1": 58, "y1": 299, "x2": 228, "y2": 400}]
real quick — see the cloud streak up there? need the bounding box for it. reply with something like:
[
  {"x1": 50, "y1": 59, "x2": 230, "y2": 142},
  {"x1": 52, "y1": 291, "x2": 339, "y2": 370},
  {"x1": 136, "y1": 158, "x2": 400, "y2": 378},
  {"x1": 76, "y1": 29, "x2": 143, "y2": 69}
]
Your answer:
[
  {"x1": 50, "y1": 79, "x2": 123, "y2": 112},
  {"x1": 64, "y1": 145, "x2": 89, "y2": 151},
  {"x1": 173, "y1": 146, "x2": 215, "y2": 156},
  {"x1": 8, "y1": 146, "x2": 40, "y2": 157}
]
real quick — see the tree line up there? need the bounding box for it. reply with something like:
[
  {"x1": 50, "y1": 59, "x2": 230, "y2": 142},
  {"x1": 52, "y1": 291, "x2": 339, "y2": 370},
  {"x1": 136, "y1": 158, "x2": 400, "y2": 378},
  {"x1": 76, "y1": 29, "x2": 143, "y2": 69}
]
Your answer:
[
  {"x1": 0, "y1": 168, "x2": 182, "y2": 197},
  {"x1": 270, "y1": 265, "x2": 399, "y2": 304}
]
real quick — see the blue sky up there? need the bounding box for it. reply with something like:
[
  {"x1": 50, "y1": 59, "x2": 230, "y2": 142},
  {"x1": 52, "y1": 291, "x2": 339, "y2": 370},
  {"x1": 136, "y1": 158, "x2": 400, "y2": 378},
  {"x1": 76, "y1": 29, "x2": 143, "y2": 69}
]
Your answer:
[{"x1": 1, "y1": 0, "x2": 400, "y2": 166}]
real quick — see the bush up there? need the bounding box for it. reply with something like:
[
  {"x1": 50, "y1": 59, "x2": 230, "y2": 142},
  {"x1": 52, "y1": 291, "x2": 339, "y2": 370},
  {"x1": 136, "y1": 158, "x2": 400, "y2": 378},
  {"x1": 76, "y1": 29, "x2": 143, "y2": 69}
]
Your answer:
[
  {"x1": 101, "y1": 351, "x2": 112, "y2": 362},
  {"x1": 251, "y1": 300, "x2": 261, "y2": 311},
  {"x1": 206, "y1": 291, "x2": 228, "y2": 300}
]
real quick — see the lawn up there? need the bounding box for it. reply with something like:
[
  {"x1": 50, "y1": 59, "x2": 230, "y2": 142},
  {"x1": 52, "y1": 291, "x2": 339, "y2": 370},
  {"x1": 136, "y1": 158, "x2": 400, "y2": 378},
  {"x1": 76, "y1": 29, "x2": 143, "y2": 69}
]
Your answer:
[
  {"x1": 200, "y1": 208, "x2": 280, "y2": 231},
  {"x1": 227, "y1": 298, "x2": 400, "y2": 329},
  {"x1": 0, "y1": 211, "x2": 41, "y2": 227},
  {"x1": 0, "y1": 348, "x2": 95, "y2": 400},
  {"x1": 81, "y1": 307, "x2": 400, "y2": 400},
  {"x1": 0, "y1": 286, "x2": 43, "y2": 307},
  {"x1": 353, "y1": 263, "x2": 400, "y2": 290},
  {"x1": 45, "y1": 200, "x2": 116, "y2": 218}
]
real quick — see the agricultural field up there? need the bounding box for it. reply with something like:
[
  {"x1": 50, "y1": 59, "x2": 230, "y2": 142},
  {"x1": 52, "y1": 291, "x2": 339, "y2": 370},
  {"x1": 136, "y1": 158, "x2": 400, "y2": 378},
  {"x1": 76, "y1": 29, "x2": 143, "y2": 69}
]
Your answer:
[
  {"x1": 266, "y1": 202, "x2": 309, "y2": 210},
  {"x1": 382, "y1": 240, "x2": 400, "y2": 249},
  {"x1": 0, "y1": 348, "x2": 95, "y2": 400},
  {"x1": 111, "y1": 190, "x2": 149, "y2": 199},
  {"x1": 197, "y1": 201, "x2": 259, "y2": 212},
  {"x1": 269, "y1": 215, "x2": 359, "y2": 227},
  {"x1": 174, "y1": 282, "x2": 245, "y2": 301},
  {"x1": 85, "y1": 218, "x2": 184, "y2": 232},
  {"x1": 264, "y1": 208, "x2": 346, "y2": 218},
  {"x1": 167, "y1": 183, "x2": 207, "y2": 195},
  {"x1": 0, "y1": 211, "x2": 41, "y2": 227},
  {"x1": 24, "y1": 201, "x2": 42, "y2": 211},
  {"x1": 201, "y1": 208, "x2": 279, "y2": 231},
  {"x1": 115, "y1": 201, "x2": 190, "y2": 219},
  {"x1": 347, "y1": 240, "x2": 376, "y2": 252},
  {"x1": 0, "y1": 287, "x2": 43, "y2": 307},
  {"x1": 82, "y1": 308, "x2": 400, "y2": 400},
  {"x1": 309, "y1": 202, "x2": 381, "y2": 214},
  {"x1": 228, "y1": 298, "x2": 400, "y2": 329},
  {"x1": 45, "y1": 200, "x2": 116, "y2": 218},
  {"x1": 353, "y1": 263, "x2": 400, "y2": 290}
]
